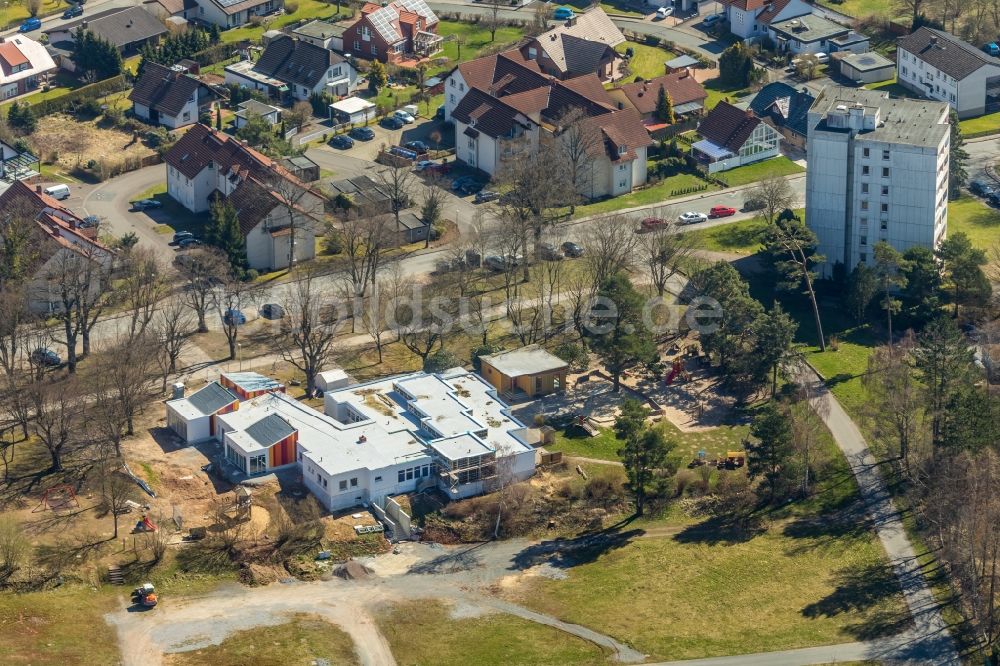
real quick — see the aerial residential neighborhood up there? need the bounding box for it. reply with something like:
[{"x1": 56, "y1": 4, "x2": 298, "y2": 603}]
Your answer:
[{"x1": 0, "y1": 0, "x2": 999, "y2": 663}]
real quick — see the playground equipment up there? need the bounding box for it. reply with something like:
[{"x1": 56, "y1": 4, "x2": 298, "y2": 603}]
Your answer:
[
  {"x1": 717, "y1": 451, "x2": 746, "y2": 470},
  {"x1": 573, "y1": 415, "x2": 599, "y2": 437},
  {"x1": 133, "y1": 514, "x2": 158, "y2": 533},
  {"x1": 665, "y1": 359, "x2": 691, "y2": 385},
  {"x1": 132, "y1": 583, "x2": 158, "y2": 607},
  {"x1": 33, "y1": 484, "x2": 80, "y2": 512}
]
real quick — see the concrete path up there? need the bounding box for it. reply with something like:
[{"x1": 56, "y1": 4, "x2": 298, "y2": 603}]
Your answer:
[{"x1": 798, "y1": 365, "x2": 961, "y2": 666}]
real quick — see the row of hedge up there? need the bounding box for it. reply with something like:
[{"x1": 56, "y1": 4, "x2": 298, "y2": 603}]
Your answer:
[
  {"x1": 25, "y1": 75, "x2": 128, "y2": 118},
  {"x1": 191, "y1": 40, "x2": 250, "y2": 67}
]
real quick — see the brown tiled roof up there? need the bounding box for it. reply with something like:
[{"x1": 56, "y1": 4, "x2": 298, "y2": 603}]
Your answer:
[
  {"x1": 129, "y1": 62, "x2": 211, "y2": 117},
  {"x1": 226, "y1": 178, "x2": 280, "y2": 236},
  {"x1": 0, "y1": 181, "x2": 109, "y2": 258},
  {"x1": 164, "y1": 123, "x2": 279, "y2": 181},
  {"x1": 698, "y1": 101, "x2": 762, "y2": 152},
  {"x1": 527, "y1": 8, "x2": 625, "y2": 76},
  {"x1": 586, "y1": 107, "x2": 653, "y2": 163},
  {"x1": 456, "y1": 52, "x2": 546, "y2": 97},
  {"x1": 617, "y1": 71, "x2": 707, "y2": 115},
  {"x1": 0, "y1": 43, "x2": 28, "y2": 71},
  {"x1": 757, "y1": 0, "x2": 795, "y2": 24},
  {"x1": 560, "y1": 74, "x2": 614, "y2": 104},
  {"x1": 452, "y1": 88, "x2": 534, "y2": 139},
  {"x1": 722, "y1": 0, "x2": 766, "y2": 10}
]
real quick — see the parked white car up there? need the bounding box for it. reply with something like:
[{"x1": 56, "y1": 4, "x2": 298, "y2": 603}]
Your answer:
[
  {"x1": 678, "y1": 211, "x2": 708, "y2": 225},
  {"x1": 655, "y1": 6, "x2": 673, "y2": 19},
  {"x1": 394, "y1": 110, "x2": 415, "y2": 124}
]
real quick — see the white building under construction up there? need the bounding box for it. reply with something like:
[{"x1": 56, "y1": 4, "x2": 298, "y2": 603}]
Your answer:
[{"x1": 165, "y1": 369, "x2": 538, "y2": 512}]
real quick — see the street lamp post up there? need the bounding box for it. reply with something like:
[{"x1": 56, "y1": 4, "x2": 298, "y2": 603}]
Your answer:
[{"x1": 237, "y1": 343, "x2": 243, "y2": 372}]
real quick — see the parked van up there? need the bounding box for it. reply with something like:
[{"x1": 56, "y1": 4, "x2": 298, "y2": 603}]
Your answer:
[{"x1": 43, "y1": 184, "x2": 71, "y2": 200}]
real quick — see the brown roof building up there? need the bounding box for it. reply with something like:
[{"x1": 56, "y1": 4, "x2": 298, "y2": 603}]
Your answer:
[
  {"x1": 342, "y1": 0, "x2": 441, "y2": 64},
  {"x1": 516, "y1": 7, "x2": 626, "y2": 82},
  {"x1": 445, "y1": 49, "x2": 653, "y2": 198},
  {"x1": 163, "y1": 124, "x2": 326, "y2": 271},
  {"x1": 610, "y1": 69, "x2": 707, "y2": 124},
  {"x1": 692, "y1": 101, "x2": 781, "y2": 173},
  {"x1": 129, "y1": 62, "x2": 220, "y2": 129}
]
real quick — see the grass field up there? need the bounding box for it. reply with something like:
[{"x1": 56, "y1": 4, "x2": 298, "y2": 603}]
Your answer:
[
  {"x1": 959, "y1": 110, "x2": 1000, "y2": 135},
  {"x1": 684, "y1": 218, "x2": 768, "y2": 254},
  {"x1": 703, "y1": 77, "x2": 751, "y2": 111},
  {"x1": 817, "y1": 0, "x2": 899, "y2": 19},
  {"x1": 574, "y1": 173, "x2": 719, "y2": 217},
  {"x1": 716, "y1": 156, "x2": 805, "y2": 187},
  {"x1": 863, "y1": 77, "x2": 913, "y2": 98},
  {"x1": 377, "y1": 600, "x2": 610, "y2": 665},
  {"x1": 511, "y1": 423, "x2": 908, "y2": 660},
  {"x1": 168, "y1": 614, "x2": 359, "y2": 666},
  {"x1": 948, "y1": 194, "x2": 1000, "y2": 250},
  {"x1": 221, "y1": 0, "x2": 351, "y2": 44},
  {"x1": 0, "y1": 0, "x2": 69, "y2": 30},
  {"x1": 0, "y1": 587, "x2": 120, "y2": 665},
  {"x1": 549, "y1": 420, "x2": 750, "y2": 464},
  {"x1": 617, "y1": 42, "x2": 676, "y2": 83}
]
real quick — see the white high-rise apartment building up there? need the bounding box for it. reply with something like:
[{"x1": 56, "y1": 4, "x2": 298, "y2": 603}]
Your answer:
[{"x1": 805, "y1": 87, "x2": 950, "y2": 278}]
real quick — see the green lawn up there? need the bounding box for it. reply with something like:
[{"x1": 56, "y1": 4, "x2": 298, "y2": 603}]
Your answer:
[
  {"x1": 377, "y1": 600, "x2": 609, "y2": 666},
  {"x1": 716, "y1": 156, "x2": 805, "y2": 187},
  {"x1": 703, "y1": 77, "x2": 751, "y2": 111},
  {"x1": 0, "y1": 0, "x2": 69, "y2": 30},
  {"x1": 134, "y1": 183, "x2": 207, "y2": 236},
  {"x1": 617, "y1": 41, "x2": 676, "y2": 83},
  {"x1": 559, "y1": 0, "x2": 647, "y2": 18},
  {"x1": 683, "y1": 218, "x2": 768, "y2": 255},
  {"x1": 511, "y1": 433, "x2": 908, "y2": 660},
  {"x1": 437, "y1": 21, "x2": 526, "y2": 69},
  {"x1": 959, "y1": 110, "x2": 1000, "y2": 136},
  {"x1": 947, "y1": 195, "x2": 1000, "y2": 250},
  {"x1": 816, "y1": 0, "x2": 899, "y2": 19},
  {"x1": 0, "y1": 72, "x2": 83, "y2": 114},
  {"x1": 549, "y1": 421, "x2": 749, "y2": 464},
  {"x1": 863, "y1": 77, "x2": 914, "y2": 99},
  {"x1": 574, "y1": 173, "x2": 719, "y2": 217},
  {"x1": 170, "y1": 615, "x2": 359, "y2": 666},
  {"x1": 221, "y1": 1, "x2": 354, "y2": 44}
]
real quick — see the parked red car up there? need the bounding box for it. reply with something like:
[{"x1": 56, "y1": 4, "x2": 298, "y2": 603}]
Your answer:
[
  {"x1": 709, "y1": 205, "x2": 737, "y2": 218},
  {"x1": 638, "y1": 217, "x2": 668, "y2": 233}
]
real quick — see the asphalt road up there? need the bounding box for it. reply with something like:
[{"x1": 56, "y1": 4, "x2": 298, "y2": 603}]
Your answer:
[{"x1": 3, "y1": 0, "x2": 139, "y2": 37}]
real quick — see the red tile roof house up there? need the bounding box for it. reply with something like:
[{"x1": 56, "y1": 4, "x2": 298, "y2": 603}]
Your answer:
[
  {"x1": 444, "y1": 51, "x2": 653, "y2": 198},
  {"x1": 609, "y1": 69, "x2": 708, "y2": 126},
  {"x1": 721, "y1": 0, "x2": 812, "y2": 42},
  {"x1": 0, "y1": 34, "x2": 56, "y2": 99},
  {"x1": 691, "y1": 101, "x2": 780, "y2": 173},
  {"x1": 342, "y1": 0, "x2": 441, "y2": 65},
  {"x1": 0, "y1": 181, "x2": 115, "y2": 314},
  {"x1": 163, "y1": 124, "x2": 327, "y2": 271},
  {"x1": 516, "y1": 7, "x2": 626, "y2": 83}
]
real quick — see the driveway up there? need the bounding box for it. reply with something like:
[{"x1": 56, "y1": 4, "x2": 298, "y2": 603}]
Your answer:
[{"x1": 81, "y1": 163, "x2": 174, "y2": 252}]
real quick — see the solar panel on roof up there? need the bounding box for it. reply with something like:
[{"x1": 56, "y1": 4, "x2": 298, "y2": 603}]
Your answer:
[
  {"x1": 368, "y1": 6, "x2": 401, "y2": 43},
  {"x1": 216, "y1": 0, "x2": 246, "y2": 7}
]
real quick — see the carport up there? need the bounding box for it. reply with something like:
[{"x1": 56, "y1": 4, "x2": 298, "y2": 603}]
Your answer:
[{"x1": 330, "y1": 97, "x2": 376, "y2": 125}]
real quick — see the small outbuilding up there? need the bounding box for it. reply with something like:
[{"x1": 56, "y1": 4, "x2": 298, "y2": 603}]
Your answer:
[
  {"x1": 316, "y1": 369, "x2": 351, "y2": 392},
  {"x1": 839, "y1": 52, "x2": 895, "y2": 84},
  {"x1": 330, "y1": 96, "x2": 376, "y2": 125},
  {"x1": 165, "y1": 382, "x2": 239, "y2": 444},
  {"x1": 479, "y1": 345, "x2": 568, "y2": 400},
  {"x1": 233, "y1": 99, "x2": 282, "y2": 129}
]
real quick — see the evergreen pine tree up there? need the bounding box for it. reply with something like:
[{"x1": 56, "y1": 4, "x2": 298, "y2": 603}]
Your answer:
[{"x1": 655, "y1": 86, "x2": 675, "y2": 124}]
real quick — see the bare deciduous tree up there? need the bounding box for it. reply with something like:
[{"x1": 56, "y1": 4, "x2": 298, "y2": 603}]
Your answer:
[
  {"x1": 584, "y1": 214, "x2": 636, "y2": 288},
  {"x1": 117, "y1": 247, "x2": 167, "y2": 342},
  {"x1": 178, "y1": 248, "x2": 229, "y2": 333},
  {"x1": 267, "y1": 170, "x2": 319, "y2": 271},
  {"x1": 43, "y1": 243, "x2": 112, "y2": 371},
  {"x1": 554, "y1": 108, "x2": 602, "y2": 211},
  {"x1": 100, "y1": 469, "x2": 138, "y2": 539},
  {"x1": 339, "y1": 210, "x2": 392, "y2": 300},
  {"x1": 217, "y1": 278, "x2": 259, "y2": 361},
  {"x1": 748, "y1": 173, "x2": 795, "y2": 226},
  {"x1": 28, "y1": 380, "x2": 82, "y2": 472},
  {"x1": 152, "y1": 297, "x2": 194, "y2": 391},
  {"x1": 637, "y1": 212, "x2": 692, "y2": 297},
  {"x1": 275, "y1": 269, "x2": 342, "y2": 395}
]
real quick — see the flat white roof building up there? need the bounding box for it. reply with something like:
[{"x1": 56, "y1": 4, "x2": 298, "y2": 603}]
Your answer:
[
  {"x1": 805, "y1": 87, "x2": 949, "y2": 277},
  {"x1": 168, "y1": 370, "x2": 537, "y2": 512}
]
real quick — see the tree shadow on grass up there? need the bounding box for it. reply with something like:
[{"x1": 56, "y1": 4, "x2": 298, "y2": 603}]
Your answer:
[
  {"x1": 509, "y1": 517, "x2": 644, "y2": 571},
  {"x1": 781, "y1": 499, "x2": 873, "y2": 554},
  {"x1": 408, "y1": 542, "x2": 488, "y2": 575},
  {"x1": 801, "y1": 560, "x2": 912, "y2": 640},
  {"x1": 671, "y1": 514, "x2": 768, "y2": 546}
]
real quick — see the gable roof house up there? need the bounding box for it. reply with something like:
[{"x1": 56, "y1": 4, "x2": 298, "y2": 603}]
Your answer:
[
  {"x1": 142, "y1": 0, "x2": 199, "y2": 21},
  {"x1": 747, "y1": 81, "x2": 814, "y2": 149},
  {"x1": 0, "y1": 181, "x2": 115, "y2": 314},
  {"x1": 609, "y1": 68, "x2": 708, "y2": 126},
  {"x1": 129, "y1": 61, "x2": 221, "y2": 129},
  {"x1": 44, "y1": 7, "x2": 167, "y2": 69},
  {"x1": 163, "y1": 124, "x2": 326, "y2": 271},
  {"x1": 191, "y1": 0, "x2": 283, "y2": 29},
  {"x1": 692, "y1": 100, "x2": 780, "y2": 173},
  {"x1": 0, "y1": 35, "x2": 56, "y2": 99},
  {"x1": 446, "y1": 51, "x2": 653, "y2": 198},
  {"x1": 722, "y1": 0, "x2": 812, "y2": 42},
  {"x1": 897, "y1": 27, "x2": 1000, "y2": 118},
  {"x1": 342, "y1": 0, "x2": 441, "y2": 64},
  {"x1": 225, "y1": 35, "x2": 357, "y2": 102},
  {"x1": 292, "y1": 19, "x2": 348, "y2": 52},
  {"x1": 517, "y1": 7, "x2": 626, "y2": 82}
]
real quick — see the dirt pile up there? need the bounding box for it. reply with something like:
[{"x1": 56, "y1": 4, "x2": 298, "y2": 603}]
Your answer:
[
  {"x1": 239, "y1": 562, "x2": 283, "y2": 586},
  {"x1": 334, "y1": 560, "x2": 373, "y2": 580}
]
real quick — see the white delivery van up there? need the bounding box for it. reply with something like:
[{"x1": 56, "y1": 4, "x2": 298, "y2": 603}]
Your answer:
[{"x1": 43, "y1": 184, "x2": 71, "y2": 200}]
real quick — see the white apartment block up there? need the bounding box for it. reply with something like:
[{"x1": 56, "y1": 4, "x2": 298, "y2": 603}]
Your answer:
[
  {"x1": 805, "y1": 87, "x2": 950, "y2": 278},
  {"x1": 897, "y1": 27, "x2": 1000, "y2": 119}
]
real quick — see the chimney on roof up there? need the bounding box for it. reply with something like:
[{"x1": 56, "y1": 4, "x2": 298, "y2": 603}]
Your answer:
[
  {"x1": 566, "y1": 16, "x2": 577, "y2": 27},
  {"x1": 36, "y1": 184, "x2": 42, "y2": 193},
  {"x1": 930, "y1": 35, "x2": 938, "y2": 45},
  {"x1": 746, "y1": 108, "x2": 754, "y2": 118},
  {"x1": 679, "y1": 68, "x2": 689, "y2": 79},
  {"x1": 617, "y1": 101, "x2": 623, "y2": 110},
  {"x1": 241, "y1": 139, "x2": 249, "y2": 146},
  {"x1": 81, "y1": 20, "x2": 88, "y2": 30}
]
